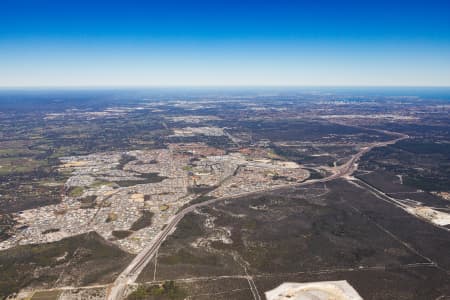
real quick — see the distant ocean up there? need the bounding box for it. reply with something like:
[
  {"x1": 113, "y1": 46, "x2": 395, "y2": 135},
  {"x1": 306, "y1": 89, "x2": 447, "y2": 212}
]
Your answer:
[
  {"x1": 0, "y1": 87, "x2": 450, "y2": 112},
  {"x1": 303, "y1": 87, "x2": 450, "y2": 100}
]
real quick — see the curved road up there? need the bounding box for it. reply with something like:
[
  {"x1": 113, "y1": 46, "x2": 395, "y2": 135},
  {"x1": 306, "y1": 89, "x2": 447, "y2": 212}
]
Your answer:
[{"x1": 107, "y1": 131, "x2": 408, "y2": 300}]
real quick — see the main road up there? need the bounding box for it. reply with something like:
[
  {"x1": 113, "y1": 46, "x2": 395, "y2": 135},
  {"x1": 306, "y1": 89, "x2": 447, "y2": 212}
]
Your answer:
[{"x1": 107, "y1": 130, "x2": 408, "y2": 300}]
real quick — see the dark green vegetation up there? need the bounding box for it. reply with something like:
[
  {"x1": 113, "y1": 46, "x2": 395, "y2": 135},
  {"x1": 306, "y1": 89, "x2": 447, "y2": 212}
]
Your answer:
[
  {"x1": 0, "y1": 214, "x2": 15, "y2": 241},
  {"x1": 273, "y1": 143, "x2": 358, "y2": 166},
  {"x1": 160, "y1": 278, "x2": 252, "y2": 300},
  {"x1": 67, "y1": 186, "x2": 84, "y2": 197},
  {"x1": 187, "y1": 184, "x2": 217, "y2": 194},
  {"x1": 234, "y1": 119, "x2": 390, "y2": 143},
  {"x1": 178, "y1": 194, "x2": 216, "y2": 212},
  {"x1": 360, "y1": 138, "x2": 450, "y2": 192},
  {"x1": 304, "y1": 168, "x2": 325, "y2": 179},
  {"x1": 0, "y1": 232, "x2": 133, "y2": 298},
  {"x1": 130, "y1": 210, "x2": 154, "y2": 231},
  {"x1": 354, "y1": 169, "x2": 450, "y2": 208},
  {"x1": 189, "y1": 195, "x2": 216, "y2": 205},
  {"x1": 117, "y1": 153, "x2": 137, "y2": 170},
  {"x1": 115, "y1": 173, "x2": 167, "y2": 187},
  {"x1": 41, "y1": 228, "x2": 60, "y2": 235},
  {"x1": 256, "y1": 120, "x2": 392, "y2": 167},
  {"x1": 140, "y1": 180, "x2": 450, "y2": 299},
  {"x1": 139, "y1": 213, "x2": 242, "y2": 282},
  {"x1": 0, "y1": 154, "x2": 66, "y2": 213},
  {"x1": 110, "y1": 210, "x2": 155, "y2": 240},
  {"x1": 79, "y1": 195, "x2": 98, "y2": 209},
  {"x1": 112, "y1": 230, "x2": 134, "y2": 239},
  {"x1": 131, "y1": 278, "x2": 252, "y2": 300},
  {"x1": 159, "y1": 249, "x2": 218, "y2": 266},
  {"x1": 127, "y1": 281, "x2": 186, "y2": 300}
]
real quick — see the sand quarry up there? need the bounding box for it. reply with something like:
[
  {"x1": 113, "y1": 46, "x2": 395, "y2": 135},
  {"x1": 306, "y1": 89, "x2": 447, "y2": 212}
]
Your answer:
[{"x1": 265, "y1": 281, "x2": 363, "y2": 300}]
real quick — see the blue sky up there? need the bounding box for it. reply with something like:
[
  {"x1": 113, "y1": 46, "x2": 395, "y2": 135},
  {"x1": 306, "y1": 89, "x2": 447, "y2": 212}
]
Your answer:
[{"x1": 1, "y1": 0, "x2": 449, "y2": 87}]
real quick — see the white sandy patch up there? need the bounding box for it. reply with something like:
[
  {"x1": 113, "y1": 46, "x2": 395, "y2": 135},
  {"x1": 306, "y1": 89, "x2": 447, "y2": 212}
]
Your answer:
[
  {"x1": 266, "y1": 281, "x2": 363, "y2": 300},
  {"x1": 407, "y1": 207, "x2": 450, "y2": 226},
  {"x1": 131, "y1": 193, "x2": 145, "y2": 202}
]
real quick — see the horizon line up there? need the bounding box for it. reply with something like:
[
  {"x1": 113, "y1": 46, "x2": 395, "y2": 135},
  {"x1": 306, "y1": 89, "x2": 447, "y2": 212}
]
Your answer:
[{"x1": 1, "y1": 85, "x2": 450, "y2": 90}]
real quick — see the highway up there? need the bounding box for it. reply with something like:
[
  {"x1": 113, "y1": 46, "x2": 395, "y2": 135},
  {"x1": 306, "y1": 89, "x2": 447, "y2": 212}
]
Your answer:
[{"x1": 107, "y1": 130, "x2": 408, "y2": 300}]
